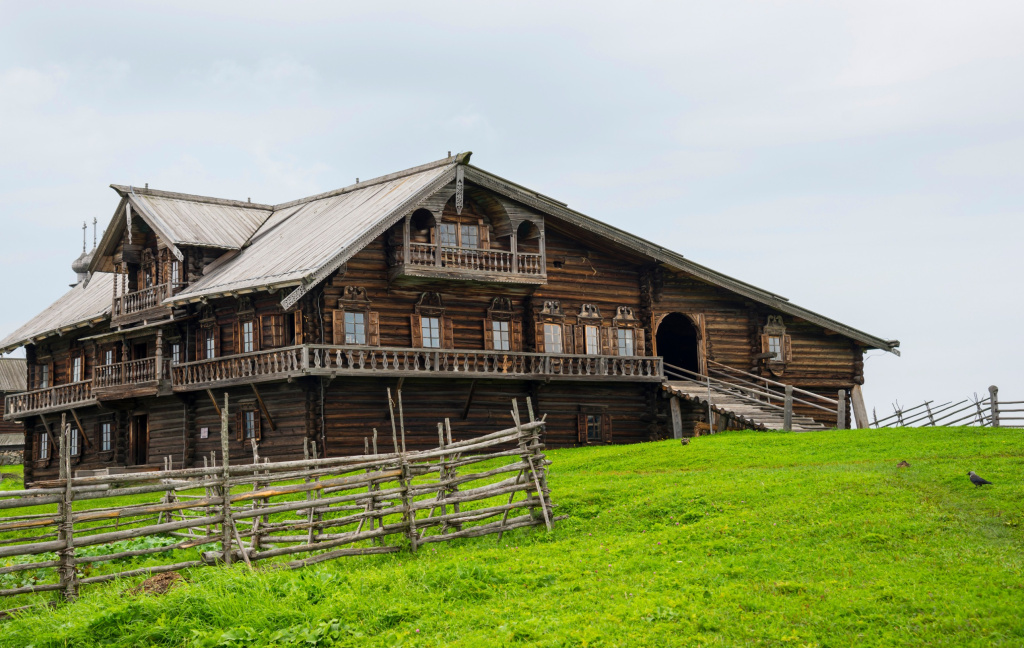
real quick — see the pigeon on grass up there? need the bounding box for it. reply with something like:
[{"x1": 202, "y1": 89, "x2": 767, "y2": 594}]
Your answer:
[{"x1": 968, "y1": 471, "x2": 992, "y2": 487}]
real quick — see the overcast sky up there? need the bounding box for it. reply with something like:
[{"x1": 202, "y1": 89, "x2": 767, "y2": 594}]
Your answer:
[{"x1": 1, "y1": 1, "x2": 1021, "y2": 418}]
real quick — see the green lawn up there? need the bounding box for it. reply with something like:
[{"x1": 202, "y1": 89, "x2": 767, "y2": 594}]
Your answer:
[{"x1": 1, "y1": 426, "x2": 1022, "y2": 647}]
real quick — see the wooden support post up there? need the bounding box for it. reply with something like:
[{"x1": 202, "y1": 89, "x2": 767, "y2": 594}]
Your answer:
[
  {"x1": 58, "y1": 416, "x2": 78, "y2": 601},
  {"x1": 670, "y1": 397, "x2": 683, "y2": 439},
  {"x1": 155, "y1": 328, "x2": 164, "y2": 381},
  {"x1": 250, "y1": 384, "x2": 277, "y2": 431},
  {"x1": 401, "y1": 461, "x2": 417, "y2": 552},
  {"x1": 989, "y1": 385, "x2": 999, "y2": 428},
  {"x1": 851, "y1": 384, "x2": 869, "y2": 429},
  {"x1": 220, "y1": 393, "x2": 232, "y2": 566},
  {"x1": 836, "y1": 390, "x2": 846, "y2": 430},
  {"x1": 206, "y1": 390, "x2": 221, "y2": 417},
  {"x1": 783, "y1": 385, "x2": 793, "y2": 432},
  {"x1": 402, "y1": 215, "x2": 411, "y2": 266},
  {"x1": 461, "y1": 380, "x2": 477, "y2": 421},
  {"x1": 510, "y1": 229, "x2": 518, "y2": 274},
  {"x1": 69, "y1": 409, "x2": 91, "y2": 449}
]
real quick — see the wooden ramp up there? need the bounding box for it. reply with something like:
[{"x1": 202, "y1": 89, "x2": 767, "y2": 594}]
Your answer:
[{"x1": 664, "y1": 380, "x2": 826, "y2": 432}]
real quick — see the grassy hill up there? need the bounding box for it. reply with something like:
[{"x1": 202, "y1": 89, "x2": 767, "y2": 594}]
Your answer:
[{"x1": 1, "y1": 426, "x2": 1022, "y2": 647}]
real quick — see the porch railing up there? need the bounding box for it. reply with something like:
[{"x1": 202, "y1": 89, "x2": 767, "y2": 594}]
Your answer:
[
  {"x1": 4, "y1": 381, "x2": 94, "y2": 418},
  {"x1": 93, "y1": 357, "x2": 159, "y2": 389},
  {"x1": 307, "y1": 346, "x2": 662, "y2": 380}
]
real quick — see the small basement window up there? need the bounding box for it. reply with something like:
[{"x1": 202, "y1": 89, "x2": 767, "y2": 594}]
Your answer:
[{"x1": 586, "y1": 415, "x2": 602, "y2": 443}]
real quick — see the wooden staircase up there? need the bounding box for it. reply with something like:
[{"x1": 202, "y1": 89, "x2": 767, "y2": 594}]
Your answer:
[{"x1": 663, "y1": 380, "x2": 826, "y2": 432}]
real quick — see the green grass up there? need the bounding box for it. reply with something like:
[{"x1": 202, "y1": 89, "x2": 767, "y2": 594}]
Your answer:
[{"x1": 1, "y1": 426, "x2": 1022, "y2": 647}]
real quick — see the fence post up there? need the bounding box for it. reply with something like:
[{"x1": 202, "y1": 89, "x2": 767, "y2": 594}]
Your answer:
[
  {"x1": 783, "y1": 385, "x2": 793, "y2": 431},
  {"x1": 837, "y1": 390, "x2": 846, "y2": 430},
  {"x1": 58, "y1": 416, "x2": 78, "y2": 601},
  {"x1": 989, "y1": 385, "x2": 999, "y2": 428},
  {"x1": 220, "y1": 393, "x2": 232, "y2": 566}
]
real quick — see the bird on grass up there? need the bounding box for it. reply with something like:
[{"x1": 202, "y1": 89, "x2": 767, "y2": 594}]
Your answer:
[{"x1": 968, "y1": 471, "x2": 992, "y2": 487}]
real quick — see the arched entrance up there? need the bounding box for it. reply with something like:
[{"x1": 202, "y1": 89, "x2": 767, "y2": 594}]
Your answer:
[{"x1": 656, "y1": 313, "x2": 701, "y2": 375}]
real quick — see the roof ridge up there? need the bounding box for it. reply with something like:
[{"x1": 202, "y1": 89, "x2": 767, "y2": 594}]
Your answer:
[
  {"x1": 109, "y1": 185, "x2": 274, "y2": 210},
  {"x1": 272, "y1": 152, "x2": 469, "y2": 210}
]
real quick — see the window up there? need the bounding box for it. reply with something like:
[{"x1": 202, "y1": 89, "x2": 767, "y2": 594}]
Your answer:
[
  {"x1": 586, "y1": 415, "x2": 602, "y2": 443},
  {"x1": 100, "y1": 422, "x2": 112, "y2": 452},
  {"x1": 72, "y1": 356, "x2": 83, "y2": 383},
  {"x1": 241, "y1": 320, "x2": 255, "y2": 353},
  {"x1": 205, "y1": 329, "x2": 216, "y2": 359},
  {"x1": 345, "y1": 311, "x2": 366, "y2": 345},
  {"x1": 543, "y1": 323, "x2": 563, "y2": 354},
  {"x1": 438, "y1": 223, "x2": 457, "y2": 247},
  {"x1": 460, "y1": 224, "x2": 479, "y2": 248},
  {"x1": 617, "y1": 328, "x2": 635, "y2": 356},
  {"x1": 40, "y1": 364, "x2": 49, "y2": 389},
  {"x1": 768, "y1": 335, "x2": 783, "y2": 362},
  {"x1": 421, "y1": 317, "x2": 441, "y2": 349},
  {"x1": 104, "y1": 349, "x2": 115, "y2": 366},
  {"x1": 243, "y1": 410, "x2": 258, "y2": 440},
  {"x1": 491, "y1": 320, "x2": 510, "y2": 351},
  {"x1": 144, "y1": 267, "x2": 154, "y2": 288},
  {"x1": 37, "y1": 431, "x2": 49, "y2": 460},
  {"x1": 171, "y1": 344, "x2": 181, "y2": 365},
  {"x1": 585, "y1": 325, "x2": 601, "y2": 355},
  {"x1": 171, "y1": 260, "x2": 180, "y2": 285},
  {"x1": 69, "y1": 427, "x2": 80, "y2": 457}
]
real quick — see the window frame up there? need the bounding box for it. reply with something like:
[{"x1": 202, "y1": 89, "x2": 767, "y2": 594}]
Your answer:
[
  {"x1": 37, "y1": 430, "x2": 49, "y2": 460},
  {"x1": 204, "y1": 329, "x2": 217, "y2": 359},
  {"x1": 421, "y1": 316, "x2": 442, "y2": 349},
  {"x1": 345, "y1": 311, "x2": 367, "y2": 345},
  {"x1": 100, "y1": 422, "x2": 113, "y2": 452},
  {"x1": 543, "y1": 322, "x2": 564, "y2": 354},
  {"x1": 241, "y1": 320, "x2": 255, "y2": 353},
  {"x1": 69, "y1": 427, "x2": 80, "y2": 457},
  {"x1": 438, "y1": 222, "x2": 457, "y2": 247},
  {"x1": 71, "y1": 355, "x2": 83, "y2": 383},
  {"x1": 616, "y1": 328, "x2": 635, "y2": 357},
  {"x1": 585, "y1": 325, "x2": 601, "y2": 355},
  {"x1": 491, "y1": 320, "x2": 511, "y2": 351}
]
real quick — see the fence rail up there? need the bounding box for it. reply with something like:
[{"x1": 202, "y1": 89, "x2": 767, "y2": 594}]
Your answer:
[
  {"x1": 870, "y1": 385, "x2": 1020, "y2": 428},
  {"x1": 0, "y1": 393, "x2": 556, "y2": 609}
]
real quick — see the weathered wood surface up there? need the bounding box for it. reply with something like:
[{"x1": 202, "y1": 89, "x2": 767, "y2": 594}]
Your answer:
[{"x1": 0, "y1": 399, "x2": 556, "y2": 610}]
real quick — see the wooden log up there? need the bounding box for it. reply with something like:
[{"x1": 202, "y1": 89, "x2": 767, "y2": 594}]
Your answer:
[
  {"x1": 77, "y1": 560, "x2": 205, "y2": 586},
  {"x1": 284, "y1": 545, "x2": 399, "y2": 569},
  {"x1": 220, "y1": 392, "x2": 231, "y2": 567}
]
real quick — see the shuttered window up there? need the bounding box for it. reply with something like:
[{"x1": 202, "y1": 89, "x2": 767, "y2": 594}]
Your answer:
[
  {"x1": 100, "y1": 422, "x2": 112, "y2": 452},
  {"x1": 37, "y1": 431, "x2": 49, "y2": 460},
  {"x1": 761, "y1": 334, "x2": 792, "y2": 363},
  {"x1": 422, "y1": 317, "x2": 441, "y2": 349},
  {"x1": 71, "y1": 355, "x2": 83, "y2": 383},
  {"x1": 543, "y1": 323, "x2": 563, "y2": 354},
  {"x1": 492, "y1": 320, "x2": 510, "y2": 351},
  {"x1": 577, "y1": 411, "x2": 612, "y2": 444},
  {"x1": 204, "y1": 330, "x2": 217, "y2": 359},
  {"x1": 241, "y1": 321, "x2": 255, "y2": 353},
  {"x1": 293, "y1": 311, "x2": 304, "y2": 345},
  {"x1": 585, "y1": 325, "x2": 600, "y2": 355},
  {"x1": 39, "y1": 364, "x2": 50, "y2": 389},
  {"x1": 236, "y1": 409, "x2": 262, "y2": 443},
  {"x1": 260, "y1": 314, "x2": 284, "y2": 348},
  {"x1": 616, "y1": 328, "x2": 635, "y2": 356},
  {"x1": 345, "y1": 312, "x2": 366, "y2": 345}
]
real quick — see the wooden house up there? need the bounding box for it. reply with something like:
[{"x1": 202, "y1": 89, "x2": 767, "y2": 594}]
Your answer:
[
  {"x1": 0, "y1": 358, "x2": 27, "y2": 464},
  {"x1": 0, "y1": 153, "x2": 898, "y2": 484}
]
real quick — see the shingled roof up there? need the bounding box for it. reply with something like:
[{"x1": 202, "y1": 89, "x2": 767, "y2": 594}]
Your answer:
[
  {"x1": 0, "y1": 273, "x2": 113, "y2": 354},
  {"x1": 0, "y1": 358, "x2": 26, "y2": 393}
]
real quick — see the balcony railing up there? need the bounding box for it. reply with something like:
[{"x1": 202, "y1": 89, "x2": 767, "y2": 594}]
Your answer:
[
  {"x1": 172, "y1": 346, "x2": 304, "y2": 389},
  {"x1": 403, "y1": 243, "x2": 545, "y2": 277},
  {"x1": 94, "y1": 357, "x2": 160, "y2": 389},
  {"x1": 4, "y1": 381, "x2": 95, "y2": 419},
  {"x1": 6, "y1": 346, "x2": 664, "y2": 417},
  {"x1": 112, "y1": 282, "x2": 181, "y2": 320}
]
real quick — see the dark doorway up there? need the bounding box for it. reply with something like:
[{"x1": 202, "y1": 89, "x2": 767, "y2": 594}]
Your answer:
[
  {"x1": 133, "y1": 342, "x2": 148, "y2": 360},
  {"x1": 131, "y1": 414, "x2": 148, "y2": 465},
  {"x1": 656, "y1": 313, "x2": 701, "y2": 375}
]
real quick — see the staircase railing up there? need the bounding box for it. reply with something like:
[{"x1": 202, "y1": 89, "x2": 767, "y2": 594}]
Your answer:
[
  {"x1": 663, "y1": 362, "x2": 787, "y2": 414},
  {"x1": 706, "y1": 360, "x2": 839, "y2": 414}
]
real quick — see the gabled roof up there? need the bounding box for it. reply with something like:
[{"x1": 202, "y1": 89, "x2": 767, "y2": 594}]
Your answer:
[
  {"x1": 0, "y1": 274, "x2": 114, "y2": 354},
  {"x1": 89, "y1": 187, "x2": 273, "y2": 273},
  {"x1": 1, "y1": 153, "x2": 899, "y2": 356},
  {"x1": 170, "y1": 156, "x2": 458, "y2": 303},
  {"x1": 0, "y1": 358, "x2": 26, "y2": 393}
]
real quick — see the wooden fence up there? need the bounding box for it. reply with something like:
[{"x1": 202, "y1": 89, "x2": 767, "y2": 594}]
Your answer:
[
  {"x1": 870, "y1": 385, "x2": 1023, "y2": 428},
  {"x1": 0, "y1": 391, "x2": 556, "y2": 612}
]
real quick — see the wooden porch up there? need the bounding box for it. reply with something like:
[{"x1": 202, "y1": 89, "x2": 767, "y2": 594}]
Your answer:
[
  {"x1": 110, "y1": 282, "x2": 180, "y2": 327},
  {"x1": 389, "y1": 243, "x2": 547, "y2": 284}
]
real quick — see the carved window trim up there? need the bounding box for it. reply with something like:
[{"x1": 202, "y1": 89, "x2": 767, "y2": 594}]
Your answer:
[
  {"x1": 577, "y1": 304, "x2": 602, "y2": 321},
  {"x1": 761, "y1": 315, "x2": 792, "y2": 369},
  {"x1": 577, "y1": 406, "x2": 612, "y2": 445},
  {"x1": 411, "y1": 292, "x2": 452, "y2": 349},
  {"x1": 537, "y1": 300, "x2": 564, "y2": 322},
  {"x1": 612, "y1": 306, "x2": 639, "y2": 327},
  {"x1": 333, "y1": 286, "x2": 378, "y2": 346}
]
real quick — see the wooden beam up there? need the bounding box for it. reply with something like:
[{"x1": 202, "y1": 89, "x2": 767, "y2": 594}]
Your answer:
[
  {"x1": 38, "y1": 413, "x2": 59, "y2": 453},
  {"x1": 69, "y1": 409, "x2": 92, "y2": 448},
  {"x1": 250, "y1": 384, "x2": 277, "y2": 432},
  {"x1": 206, "y1": 390, "x2": 221, "y2": 417},
  {"x1": 461, "y1": 380, "x2": 478, "y2": 421}
]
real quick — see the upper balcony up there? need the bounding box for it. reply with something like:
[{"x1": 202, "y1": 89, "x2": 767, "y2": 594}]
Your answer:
[
  {"x1": 391, "y1": 242, "x2": 546, "y2": 284},
  {"x1": 92, "y1": 357, "x2": 170, "y2": 400},
  {"x1": 111, "y1": 282, "x2": 182, "y2": 327}
]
